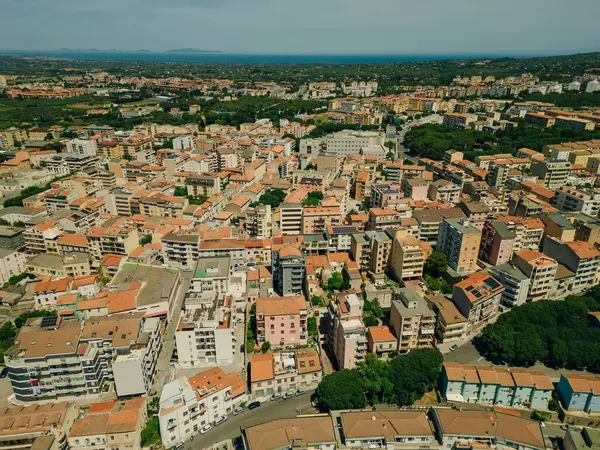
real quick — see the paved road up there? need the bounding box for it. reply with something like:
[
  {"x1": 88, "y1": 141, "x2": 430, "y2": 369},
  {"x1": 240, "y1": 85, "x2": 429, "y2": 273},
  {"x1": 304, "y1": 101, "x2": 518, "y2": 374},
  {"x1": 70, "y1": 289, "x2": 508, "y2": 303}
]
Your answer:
[
  {"x1": 184, "y1": 391, "x2": 317, "y2": 449},
  {"x1": 443, "y1": 340, "x2": 596, "y2": 381},
  {"x1": 151, "y1": 272, "x2": 193, "y2": 396}
]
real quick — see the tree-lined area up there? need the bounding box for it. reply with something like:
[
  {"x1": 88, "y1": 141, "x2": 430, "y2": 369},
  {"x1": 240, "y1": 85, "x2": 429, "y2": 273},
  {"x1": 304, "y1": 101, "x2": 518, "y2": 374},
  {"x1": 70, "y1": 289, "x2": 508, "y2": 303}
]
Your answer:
[
  {"x1": 316, "y1": 349, "x2": 443, "y2": 410},
  {"x1": 404, "y1": 122, "x2": 600, "y2": 161},
  {"x1": 481, "y1": 292, "x2": 600, "y2": 372}
]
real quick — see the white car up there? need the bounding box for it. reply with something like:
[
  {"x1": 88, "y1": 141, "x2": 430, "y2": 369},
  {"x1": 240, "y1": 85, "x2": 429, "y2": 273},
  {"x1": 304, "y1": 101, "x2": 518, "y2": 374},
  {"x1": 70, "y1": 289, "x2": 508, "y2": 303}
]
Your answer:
[
  {"x1": 200, "y1": 425, "x2": 212, "y2": 434},
  {"x1": 214, "y1": 415, "x2": 228, "y2": 426}
]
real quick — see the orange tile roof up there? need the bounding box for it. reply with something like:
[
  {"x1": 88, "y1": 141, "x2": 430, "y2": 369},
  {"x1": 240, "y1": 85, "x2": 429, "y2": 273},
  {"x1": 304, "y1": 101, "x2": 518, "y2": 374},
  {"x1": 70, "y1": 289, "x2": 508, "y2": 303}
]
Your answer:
[
  {"x1": 107, "y1": 289, "x2": 138, "y2": 314},
  {"x1": 188, "y1": 367, "x2": 246, "y2": 401},
  {"x1": 34, "y1": 277, "x2": 72, "y2": 294},
  {"x1": 256, "y1": 295, "x2": 306, "y2": 316},
  {"x1": 250, "y1": 353, "x2": 275, "y2": 383},
  {"x1": 565, "y1": 241, "x2": 600, "y2": 259},
  {"x1": 368, "y1": 325, "x2": 396, "y2": 342}
]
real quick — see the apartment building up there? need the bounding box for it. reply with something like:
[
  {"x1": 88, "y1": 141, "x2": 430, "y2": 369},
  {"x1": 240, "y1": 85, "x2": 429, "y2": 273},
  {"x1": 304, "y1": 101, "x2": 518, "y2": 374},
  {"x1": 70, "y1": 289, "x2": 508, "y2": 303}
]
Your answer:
[
  {"x1": 302, "y1": 206, "x2": 342, "y2": 234},
  {"x1": 351, "y1": 231, "x2": 392, "y2": 275},
  {"x1": 479, "y1": 221, "x2": 515, "y2": 266},
  {"x1": 66, "y1": 138, "x2": 98, "y2": 157},
  {"x1": 256, "y1": 295, "x2": 308, "y2": 347},
  {"x1": 242, "y1": 417, "x2": 336, "y2": 450},
  {"x1": 97, "y1": 139, "x2": 122, "y2": 159},
  {"x1": 369, "y1": 183, "x2": 404, "y2": 208},
  {"x1": 175, "y1": 293, "x2": 236, "y2": 366},
  {"x1": 0, "y1": 248, "x2": 26, "y2": 285},
  {"x1": 249, "y1": 350, "x2": 322, "y2": 399},
  {"x1": 389, "y1": 288, "x2": 436, "y2": 353},
  {"x1": 390, "y1": 235, "x2": 432, "y2": 281},
  {"x1": 413, "y1": 208, "x2": 466, "y2": 244},
  {"x1": 437, "y1": 218, "x2": 482, "y2": 274},
  {"x1": 272, "y1": 245, "x2": 305, "y2": 296},
  {"x1": 443, "y1": 112, "x2": 476, "y2": 127},
  {"x1": 425, "y1": 294, "x2": 468, "y2": 343},
  {"x1": 368, "y1": 208, "x2": 404, "y2": 231},
  {"x1": 531, "y1": 159, "x2": 572, "y2": 189},
  {"x1": 489, "y1": 263, "x2": 530, "y2": 308},
  {"x1": 428, "y1": 179, "x2": 461, "y2": 204},
  {"x1": 366, "y1": 326, "x2": 398, "y2": 359},
  {"x1": 440, "y1": 363, "x2": 553, "y2": 409},
  {"x1": 552, "y1": 186, "x2": 600, "y2": 216},
  {"x1": 33, "y1": 276, "x2": 72, "y2": 310},
  {"x1": 452, "y1": 273, "x2": 504, "y2": 335},
  {"x1": 513, "y1": 250, "x2": 558, "y2": 301},
  {"x1": 543, "y1": 238, "x2": 600, "y2": 293},
  {"x1": 246, "y1": 204, "x2": 272, "y2": 239},
  {"x1": 185, "y1": 173, "x2": 221, "y2": 198},
  {"x1": 23, "y1": 220, "x2": 63, "y2": 254},
  {"x1": 0, "y1": 402, "x2": 76, "y2": 450},
  {"x1": 190, "y1": 256, "x2": 232, "y2": 295},
  {"x1": 161, "y1": 233, "x2": 200, "y2": 268},
  {"x1": 5, "y1": 313, "x2": 160, "y2": 402},
  {"x1": 354, "y1": 171, "x2": 369, "y2": 200},
  {"x1": 557, "y1": 374, "x2": 600, "y2": 413},
  {"x1": 555, "y1": 116, "x2": 596, "y2": 131},
  {"x1": 159, "y1": 368, "x2": 247, "y2": 448},
  {"x1": 497, "y1": 216, "x2": 545, "y2": 252},
  {"x1": 325, "y1": 291, "x2": 366, "y2": 369},
  {"x1": 280, "y1": 202, "x2": 303, "y2": 235}
]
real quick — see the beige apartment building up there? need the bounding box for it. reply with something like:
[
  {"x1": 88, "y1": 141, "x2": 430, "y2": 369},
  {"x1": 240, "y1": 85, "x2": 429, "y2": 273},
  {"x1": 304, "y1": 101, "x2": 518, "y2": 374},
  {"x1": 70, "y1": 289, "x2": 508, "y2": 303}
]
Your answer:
[
  {"x1": 390, "y1": 288, "x2": 436, "y2": 353},
  {"x1": 390, "y1": 235, "x2": 432, "y2": 281},
  {"x1": 246, "y1": 204, "x2": 272, "y2": 239},
  {"x1": 325, "y1": 291, "x2": 366, "y2": 369},
  {"x1": 531, "y1": 159, "x2": 572, "y2": 190},
  {"x1": 436, "y1": 218, "x2": 482, "y2": 274},
  {"x1": 302, "y1": 206, "x2": 342, "y2": 234},
  {"x1": 351, "y1": 231, "x2": 392, "y2": 275},
  {"x1": 514, "y1": 250, "x2": 558, "y2": 301},
  {"x1": 452, "y1": 273, "x2": 504, "y2": 336}
]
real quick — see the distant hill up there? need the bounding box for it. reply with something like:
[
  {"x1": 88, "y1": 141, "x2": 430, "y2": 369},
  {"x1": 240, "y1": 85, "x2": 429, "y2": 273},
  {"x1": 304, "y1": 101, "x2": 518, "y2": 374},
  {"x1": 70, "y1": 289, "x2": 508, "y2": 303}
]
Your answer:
[{"x1": 166, "y1": 48, "x2": 222, "y2": 53}]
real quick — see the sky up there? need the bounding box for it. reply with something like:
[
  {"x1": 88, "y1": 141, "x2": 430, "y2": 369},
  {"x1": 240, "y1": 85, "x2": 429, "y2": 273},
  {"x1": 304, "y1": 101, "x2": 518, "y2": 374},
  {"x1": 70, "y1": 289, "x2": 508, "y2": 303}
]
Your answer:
[{"x1": 2, "y1": 0, "x2": 600, "y2": 55}]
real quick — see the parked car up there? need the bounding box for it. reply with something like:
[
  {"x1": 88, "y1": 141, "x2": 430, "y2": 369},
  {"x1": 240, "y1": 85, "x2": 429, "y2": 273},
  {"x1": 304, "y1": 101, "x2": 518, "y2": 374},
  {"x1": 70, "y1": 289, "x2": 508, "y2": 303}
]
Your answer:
[
  {"x1": 295, "y1": 389, "x2": 306, "y2": 396},
  {"x1": 200, "y1": 425, "x2": 212, "y2": 434},
  {"x1": 270, "y1": 393, "x2": 282, "y2": 401},
  {"x1": 0, "y1": 368, "x2": 7, "y2": 378},
  {"x1": 233, "y1": 406, "x2": 244, "y2": 415},
  {"x1": 248, "y1": 401, "x2": 261, "y2": 410},
  {"x1": 283, "y1": 391, "x2": 294, "y2": 399},
  {"x1": 214, "y1": 415, "x2": 228, "y2": 426},
  {"x1": 174, "y1": 444, "x2": 185, "y2": 450},
  {"x1": 449, "y1": 345, "x2": 458, "y2": 352}
]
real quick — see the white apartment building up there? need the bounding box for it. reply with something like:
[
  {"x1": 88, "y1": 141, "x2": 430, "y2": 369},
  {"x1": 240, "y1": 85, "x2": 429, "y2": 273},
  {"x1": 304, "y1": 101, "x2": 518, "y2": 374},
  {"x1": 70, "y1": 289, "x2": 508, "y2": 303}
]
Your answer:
[
  {"x1": 112, "y1": 317, "x2": 162, "y2": 397},
  {"x1": 552, "y1": 186, "x2": 600, "y2": 216},
  {"x1": 514, "y1": 250, "x2": 558, "y2": 301},
  {"x1": 279, "y1": 203, "x2": 303, "y2": 235},
  {"x1": 0, "y1": 248, "x2": 26, "y2": 285},
  {"x1": 66, "y1": 138, "x2": 98, "y2": 157},
  {"x1": 326, "y1": 130, "x2": 385, "y2": 158},
  {"x1": 159, "y1": 367, "x2": 247, "y2": 449},
  {"x1": 173, "y1": 135, "x2": 194, "y2": 150},
  {"x1": 161, "y1": 233, "x2": 200, "y2": 268},
  {"x1": 190, "y1": 256, "x2": 232, "y2": 294},
  {"x1": 175, "y1": 293, "x2": 236, "y2": 366}
]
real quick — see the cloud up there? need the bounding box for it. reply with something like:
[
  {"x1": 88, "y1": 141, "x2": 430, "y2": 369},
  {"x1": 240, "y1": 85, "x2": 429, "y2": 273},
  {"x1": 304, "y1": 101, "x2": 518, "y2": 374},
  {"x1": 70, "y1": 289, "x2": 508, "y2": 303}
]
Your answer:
[{"x1": 1, "y1": 0, "x2": 599, "y2": 54}]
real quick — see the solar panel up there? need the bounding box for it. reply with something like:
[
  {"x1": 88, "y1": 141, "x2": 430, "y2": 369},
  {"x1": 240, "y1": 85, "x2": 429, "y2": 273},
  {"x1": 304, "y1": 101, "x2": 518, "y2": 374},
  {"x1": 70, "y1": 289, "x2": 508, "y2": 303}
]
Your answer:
[
  {"x1": 40, "y1": 316, "x2": 58, "y2": 329},
  {"x1": 485, "y1": 278, "x2": 501, "y2": 289},
  {"x1": 472, "y1": 291, "x2": 483, "y2": 299}
]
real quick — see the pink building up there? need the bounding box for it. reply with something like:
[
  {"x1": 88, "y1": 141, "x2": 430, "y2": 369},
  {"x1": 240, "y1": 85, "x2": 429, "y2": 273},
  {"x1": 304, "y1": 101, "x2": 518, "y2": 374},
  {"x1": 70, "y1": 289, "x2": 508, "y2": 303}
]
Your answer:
[
  {"x1": 256, "y1": 295, "x2": 308, "y2": 347},
  {"x1": 479, "y1": 221, "x2": 515, "y2": 266}
]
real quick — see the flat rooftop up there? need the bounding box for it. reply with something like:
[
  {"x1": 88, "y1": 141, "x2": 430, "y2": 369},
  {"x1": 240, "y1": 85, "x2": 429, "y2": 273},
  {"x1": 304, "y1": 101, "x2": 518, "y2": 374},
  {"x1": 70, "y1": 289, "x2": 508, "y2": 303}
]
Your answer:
[{"x1": 111, "y1": 262, "x2": 179, "y2": 307}]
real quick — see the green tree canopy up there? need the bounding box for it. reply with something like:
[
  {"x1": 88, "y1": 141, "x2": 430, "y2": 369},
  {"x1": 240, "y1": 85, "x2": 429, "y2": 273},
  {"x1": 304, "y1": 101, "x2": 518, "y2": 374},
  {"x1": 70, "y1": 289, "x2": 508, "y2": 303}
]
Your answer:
[
  {"x1": 316, "y1": 369, "x2": 367, "y2": 410},
  {"x1": 424, "y1": 251, "x2": 448, "y2": 278}
]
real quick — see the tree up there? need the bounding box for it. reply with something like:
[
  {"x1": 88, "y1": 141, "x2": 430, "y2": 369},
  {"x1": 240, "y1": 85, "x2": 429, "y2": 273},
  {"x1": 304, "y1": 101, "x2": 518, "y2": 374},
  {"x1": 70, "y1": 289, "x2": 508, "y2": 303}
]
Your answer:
[
  {"x1": 311, "y1": 295, "x2": 324, "y2": 307},
  {"x1": 386, "y1": 151, "x2": 396, "y2": 161},
  {"x1": 384, "y1": 140, "x2": 395, "y2": 150},
  {"x1": 424, "y1": 251, "x2": 448, "y2": 278},
  {"x1": 302, "y1": 191, "x2": 324, "y2": 207},
  {"x1": 261, "y1": 341, "x2": 271, "y2": 353},
  {"x1": 307, "y1": 317, "x2": 318, "y2": 336},
  {"x1": 390, "y1": 349, "x2": 443, "y2": 406},
  {"x1": 345, "y1": 209, "x2": 358, "y2": 222},
  {"x1": 316, "y1": 369, "x2": 366, "y2": 410},
  {"x1": 258, "y1": 189, "x2": 287, "y2": 208},
  {"x1": 140, "y1": 417, "x2": 161, "y2": 447},
  {"x1": 325, "y1": 272, "x2": 349, "y2": 292},
  {"x1": 174, "y1": 186, "x2": 187, "y2": 197},
  {"x1": 139, "y1": 234, "x2": 152, "y2": 246},
  {"x1": 360, "y1": 354, "x2": 394, "y2": 404},
  {"x1": 305, "y1": 162, "x2": 317, "y2": 170},
  {"x1": 0, "y1": 322, "x2": 16, "y2": 342}
]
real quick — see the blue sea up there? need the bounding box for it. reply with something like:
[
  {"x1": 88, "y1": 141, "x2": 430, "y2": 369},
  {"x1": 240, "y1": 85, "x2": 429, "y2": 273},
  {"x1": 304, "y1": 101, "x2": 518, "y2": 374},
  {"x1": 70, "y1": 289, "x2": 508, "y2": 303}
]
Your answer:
[{"x1": 0, "y1": 50, "x2": 538, "y2": 64}]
